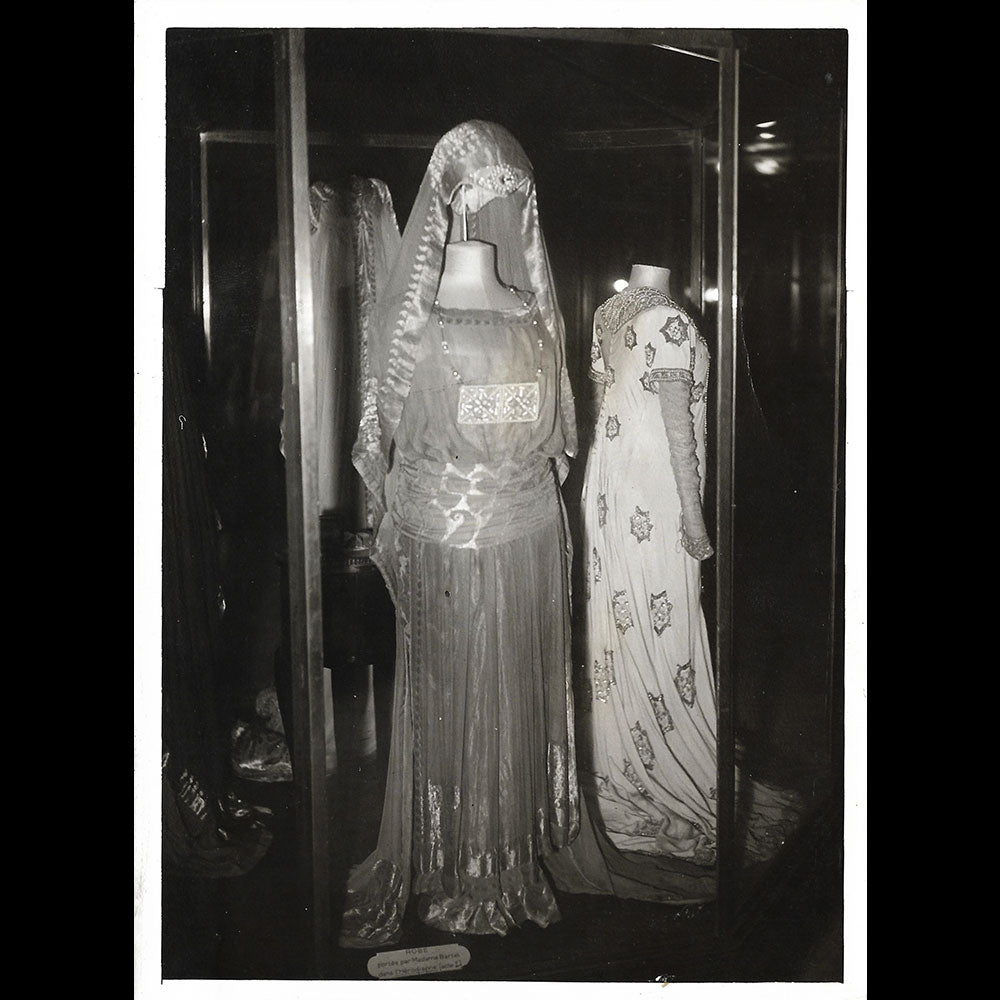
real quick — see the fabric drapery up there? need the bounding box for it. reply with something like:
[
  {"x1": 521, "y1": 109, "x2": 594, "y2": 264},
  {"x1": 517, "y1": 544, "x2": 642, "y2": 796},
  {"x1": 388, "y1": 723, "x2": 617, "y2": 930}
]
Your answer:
[
  {"x1": 352, "y1": 120, "x2": 577, "y2": 599},
  {"x1": 342, "y1": 177, "x2": 404, "y2": 528},
  {"x1": 310, "y1": 177, "x2": 401, "y2": 524},
  {"x1": 163, "y1": 316, "x2": 272, "y2": 877},
  {"x1": 340, "y1": 121, "x2": 579, "y2": 948},
  {"x1": 250, "y1": 177, "x2": 400, "y2": 774}
]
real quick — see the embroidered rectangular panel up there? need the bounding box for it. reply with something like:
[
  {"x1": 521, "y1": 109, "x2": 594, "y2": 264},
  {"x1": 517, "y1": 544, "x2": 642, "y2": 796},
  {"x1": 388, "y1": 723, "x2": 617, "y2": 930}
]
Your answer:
[
  {"x1": 648, "y1": 367, "x2": 693, "y2": 384},
  {"x1": 457, "y1": 382, "x2": 540, "y2": 424}
]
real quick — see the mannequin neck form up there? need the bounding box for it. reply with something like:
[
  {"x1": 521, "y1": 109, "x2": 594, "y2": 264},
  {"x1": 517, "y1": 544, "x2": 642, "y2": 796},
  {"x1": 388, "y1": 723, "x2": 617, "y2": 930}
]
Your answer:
[
  {"x1": 436, "y1": 239, "x2": 515, "y2": 310},
  {"x1": 628, "y1": 263, "x2": 671, "y2": 295}
]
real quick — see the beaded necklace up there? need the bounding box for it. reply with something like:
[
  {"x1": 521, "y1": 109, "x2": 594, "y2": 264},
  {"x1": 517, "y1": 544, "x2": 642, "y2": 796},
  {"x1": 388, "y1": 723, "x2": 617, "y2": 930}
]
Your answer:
[{"x1": 433, "y1": 285, "x2": 544, "y2": 385}]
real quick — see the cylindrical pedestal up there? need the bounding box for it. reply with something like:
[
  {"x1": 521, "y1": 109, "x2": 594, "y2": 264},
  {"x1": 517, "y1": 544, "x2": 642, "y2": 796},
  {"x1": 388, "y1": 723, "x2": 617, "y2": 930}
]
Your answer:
[{"x1": 321, "y1": 519, "x2": 395, "y2": 768}]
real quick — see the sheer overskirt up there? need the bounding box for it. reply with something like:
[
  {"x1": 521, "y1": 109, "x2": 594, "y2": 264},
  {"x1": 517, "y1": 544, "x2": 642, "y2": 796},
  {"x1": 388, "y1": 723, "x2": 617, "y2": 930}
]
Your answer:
[{"x1": 340, "y1": 510, "x2": 577, "y2": 947}]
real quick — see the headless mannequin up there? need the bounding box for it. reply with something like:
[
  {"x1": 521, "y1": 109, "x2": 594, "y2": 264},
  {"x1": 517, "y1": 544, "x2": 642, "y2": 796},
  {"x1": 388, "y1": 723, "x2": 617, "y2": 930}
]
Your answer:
[
  {"x1": 436, "y1": 189, "x2": 525, "y2": 309},
  {"x1": 628, "y1": 262, "x2": 671, "y2": 294},
  {"x1": 434, "y1": 219, "x2": 568, "y2": 482},
  {"x1": 436, "y1": 239, "x2": 516, "y2": 310}
]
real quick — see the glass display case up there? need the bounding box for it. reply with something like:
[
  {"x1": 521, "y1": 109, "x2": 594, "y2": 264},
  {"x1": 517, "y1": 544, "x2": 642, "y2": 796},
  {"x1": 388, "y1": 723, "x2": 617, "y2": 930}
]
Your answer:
[{"x1": 157, "y1": 24, "x2": 850, "y2": 983}]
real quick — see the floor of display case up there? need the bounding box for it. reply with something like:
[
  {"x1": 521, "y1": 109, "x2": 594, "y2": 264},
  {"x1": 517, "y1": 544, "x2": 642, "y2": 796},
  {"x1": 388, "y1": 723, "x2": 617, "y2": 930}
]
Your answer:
[{"x1": 162, "y1": 724, "x2": 843, "y2": 983}]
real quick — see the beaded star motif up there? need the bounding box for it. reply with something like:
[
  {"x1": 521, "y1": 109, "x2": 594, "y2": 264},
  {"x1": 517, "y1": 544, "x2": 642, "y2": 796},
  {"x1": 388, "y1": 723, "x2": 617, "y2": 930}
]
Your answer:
[
  {"x1": 630, "y1": 722, "x2": 656, "y2": 771},
  {"x1": 660, "y1": 313, "x2": 691, "y2": 346},
  {"x1": 612, "y1": 591, "x2": 634, "y2": 634},
  {"x1": 647, "y1": 692, "x2": 675, "y2": 738},
  {"x1": 622, "y1": 758, "x2": 650, "y2": 797},
  {"x1": 597, "y1": 492, "x2": 608, "y2": 528},
  {"x1": 674, "y1": 661, "x2": 697, "y2": 708},
  {"x1": 593, "y1": 650, "x2": 616, "y2": 702},
  {"x1": 630, "y1": 506, "x2": 653, "y2": 544},
  {"x1": 649, "y1": 590, "x2": 673, "y2": 634}
]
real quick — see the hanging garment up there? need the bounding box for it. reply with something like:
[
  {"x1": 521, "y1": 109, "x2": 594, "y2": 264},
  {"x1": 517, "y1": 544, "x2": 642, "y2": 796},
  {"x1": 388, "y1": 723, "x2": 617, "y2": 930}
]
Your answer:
[
  {"x1": 340, "y1": 121, "x2": 579, "y2": 948},
  {"x1": 311, "y1": 177, "x2": 401, "y2": 525},
  {"x1": 162, "y1": 315, "x2": 272, "y2": 877},
  {"x1": 235, "y1": 177, "x2": 401, "y2": 776},
  {"x1": 250, "y1": 173, "x2": 401, "y2": 517}
]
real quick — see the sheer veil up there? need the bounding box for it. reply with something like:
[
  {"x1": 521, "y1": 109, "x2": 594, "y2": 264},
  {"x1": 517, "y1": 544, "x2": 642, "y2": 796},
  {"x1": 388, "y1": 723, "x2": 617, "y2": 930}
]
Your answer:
[{"x1": 352, "y1": 119, "x2": 577, "y2": 598}]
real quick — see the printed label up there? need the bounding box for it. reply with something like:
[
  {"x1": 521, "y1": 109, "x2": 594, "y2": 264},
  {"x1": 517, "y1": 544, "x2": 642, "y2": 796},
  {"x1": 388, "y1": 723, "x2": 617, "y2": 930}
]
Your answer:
[{"x1": 367, "y1": 943, "x2": 471, "y2": 980}]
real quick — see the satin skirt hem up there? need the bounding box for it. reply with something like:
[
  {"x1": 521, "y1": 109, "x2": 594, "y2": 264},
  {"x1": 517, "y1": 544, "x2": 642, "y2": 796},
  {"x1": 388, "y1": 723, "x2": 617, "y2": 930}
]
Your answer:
[{"x1": 415, "y1": 860, "x2": 561, "y2": 936}]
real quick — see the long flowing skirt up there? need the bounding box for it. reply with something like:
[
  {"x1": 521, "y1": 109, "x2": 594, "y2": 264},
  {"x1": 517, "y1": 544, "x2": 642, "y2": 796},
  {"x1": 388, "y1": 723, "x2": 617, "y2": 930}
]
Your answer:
[{"x1": 340, "y1": 508, "x2": 579, "y2": 947}]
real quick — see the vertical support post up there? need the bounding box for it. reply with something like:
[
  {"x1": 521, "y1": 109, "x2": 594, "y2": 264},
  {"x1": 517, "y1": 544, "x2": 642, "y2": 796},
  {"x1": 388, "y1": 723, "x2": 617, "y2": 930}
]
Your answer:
[
  {"x1": 199, "y1": 133, "x2": 212, "y2": 368},
  {"x1": 829, "y1": 104, "x2": 847, "y2": 797},
  {"x1": 714, "y1": 40, "x2": 739, "y2": 938},
  {"x1": 690, "y1": 128, "x2": 705, "y2": 310},
  {"x1": 273, "y1": 27, "x2": 331, "y2": 974},
  {"x1": 188, "y1": 131, "x2": 202, "y2": 327}
]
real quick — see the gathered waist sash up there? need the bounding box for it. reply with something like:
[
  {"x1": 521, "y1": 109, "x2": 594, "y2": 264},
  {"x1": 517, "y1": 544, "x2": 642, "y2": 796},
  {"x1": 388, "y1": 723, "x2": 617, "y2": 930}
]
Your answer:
[{"x1": 392, "y1": 455, "x2": 559, "y2": 548}]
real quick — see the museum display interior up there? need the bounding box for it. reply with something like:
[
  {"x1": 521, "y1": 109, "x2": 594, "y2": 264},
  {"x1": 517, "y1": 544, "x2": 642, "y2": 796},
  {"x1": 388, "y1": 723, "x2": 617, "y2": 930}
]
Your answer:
[{"x1": 158, "y1": 26, "x2": 850, "y2": 982}]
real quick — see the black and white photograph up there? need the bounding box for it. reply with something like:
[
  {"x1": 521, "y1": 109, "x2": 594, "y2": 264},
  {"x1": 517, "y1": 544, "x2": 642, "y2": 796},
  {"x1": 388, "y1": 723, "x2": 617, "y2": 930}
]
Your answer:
[{"x1": 135, "y1": 3, "x2": 866, "y2": 995}]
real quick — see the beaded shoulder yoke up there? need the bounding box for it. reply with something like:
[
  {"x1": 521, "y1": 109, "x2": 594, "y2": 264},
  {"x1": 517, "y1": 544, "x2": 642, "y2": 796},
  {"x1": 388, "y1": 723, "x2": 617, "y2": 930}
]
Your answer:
[{"x1": 598, "y1": 287, "x2": 679, "y2": 337}]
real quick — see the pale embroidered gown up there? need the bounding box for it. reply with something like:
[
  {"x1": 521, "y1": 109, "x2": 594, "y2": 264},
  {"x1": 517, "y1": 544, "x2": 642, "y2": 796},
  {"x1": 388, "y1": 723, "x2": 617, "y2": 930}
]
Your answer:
[{"x1": 579, "y1": 286, "x2": 717, "y2": 862}]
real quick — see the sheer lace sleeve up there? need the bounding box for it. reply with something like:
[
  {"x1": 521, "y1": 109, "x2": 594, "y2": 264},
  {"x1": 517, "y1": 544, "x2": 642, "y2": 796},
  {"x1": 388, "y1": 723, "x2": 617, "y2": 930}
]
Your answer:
[
  {"x1": 660, "y1": 381, "x2": 713, "y2": 559},
  {"x1": 643, "y1": 305, "x2": 713, "y2": 560},
  {"x1": 588, "y1": 311, "x2": 610, "y2": 385}
]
